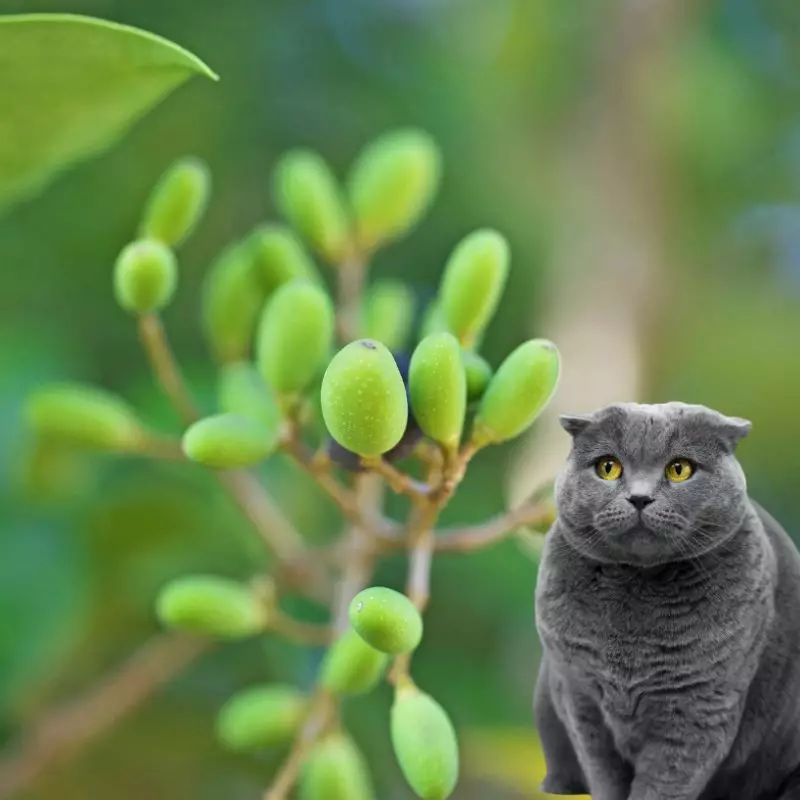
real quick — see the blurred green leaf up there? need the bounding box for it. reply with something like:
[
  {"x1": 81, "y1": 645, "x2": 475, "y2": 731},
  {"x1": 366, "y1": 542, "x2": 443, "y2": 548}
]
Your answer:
[{"x1": 0, "y1": 14, "x2": 217, "y2": 213}]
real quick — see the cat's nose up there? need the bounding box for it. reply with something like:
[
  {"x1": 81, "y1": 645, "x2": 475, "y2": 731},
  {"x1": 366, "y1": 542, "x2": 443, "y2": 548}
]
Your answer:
[{"x1": 627, "y1": 495, "x2": 654, "y2": 511}]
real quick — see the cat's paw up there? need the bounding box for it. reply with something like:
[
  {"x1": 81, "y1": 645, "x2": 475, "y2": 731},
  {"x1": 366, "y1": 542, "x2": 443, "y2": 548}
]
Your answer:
[{"x1": 541, "y1": 773, "x2": 588, "y2": 795}]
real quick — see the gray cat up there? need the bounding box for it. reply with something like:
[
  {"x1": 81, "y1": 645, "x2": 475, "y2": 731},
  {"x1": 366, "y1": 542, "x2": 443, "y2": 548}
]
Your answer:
[{"x1": 534, "y1": 402, "x2": 800, "y2": 800}]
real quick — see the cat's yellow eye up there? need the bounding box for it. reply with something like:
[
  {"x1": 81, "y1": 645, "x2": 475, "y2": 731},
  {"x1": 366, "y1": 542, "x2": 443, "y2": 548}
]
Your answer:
[
  {"x1": 595, "y1": 457, "x2": 623, "y2": 481},
  {"x1": 666, "y1": 458, "x2": 694, "y2": 483}
]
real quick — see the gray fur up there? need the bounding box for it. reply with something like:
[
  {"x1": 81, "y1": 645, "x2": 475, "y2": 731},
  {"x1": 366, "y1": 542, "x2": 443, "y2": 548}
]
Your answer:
[{"x1": 534, "y1": 402, "x2": 800, "y2": 800}]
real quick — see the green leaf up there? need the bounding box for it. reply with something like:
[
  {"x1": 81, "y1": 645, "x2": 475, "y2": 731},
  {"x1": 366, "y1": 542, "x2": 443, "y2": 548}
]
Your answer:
[{"x1": 0, "y1": 14, "x2": 218, "y2": 212}]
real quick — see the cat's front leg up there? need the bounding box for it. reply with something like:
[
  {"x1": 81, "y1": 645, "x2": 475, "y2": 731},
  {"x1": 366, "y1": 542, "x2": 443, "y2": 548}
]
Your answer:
[
  {"x1": 534, "y1": 659, "x2": 588, "y2": 795},
  {"x1": 562, "y1": 690, "x2": 632, "y2": 800},
  {"x1": 628, "y1": 728, "x2": 735, "y2": 800}
]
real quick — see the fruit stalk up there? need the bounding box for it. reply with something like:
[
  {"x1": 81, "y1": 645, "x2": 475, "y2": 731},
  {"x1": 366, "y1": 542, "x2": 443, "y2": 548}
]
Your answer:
[
  {"x1": 336, "y1": 251, "x2": 367, "y2": 343},
  {"x1": 263, "y1": 689, "x2": 337, "y2": 800},
  {"x1": 137, "y1": 312, "x2": 200, "y2": 424},
  {"x1": 434, "y1": 492, "x2": 556, "y2": 553}
]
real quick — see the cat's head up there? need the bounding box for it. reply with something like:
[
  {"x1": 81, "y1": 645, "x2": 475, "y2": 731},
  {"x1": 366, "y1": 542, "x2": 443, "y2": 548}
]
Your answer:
[{"x1": 555, "y1": 402, "x2": 751, "y2": 566}]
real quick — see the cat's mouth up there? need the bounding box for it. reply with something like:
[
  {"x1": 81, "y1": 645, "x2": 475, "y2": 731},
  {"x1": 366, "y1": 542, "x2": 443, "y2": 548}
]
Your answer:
[
  {"x1": 614, "y1": 521, "x2": 658, "y2": 540},
  {"x1": 605, "y1": 525, "x2": 668, "y2": 564}
]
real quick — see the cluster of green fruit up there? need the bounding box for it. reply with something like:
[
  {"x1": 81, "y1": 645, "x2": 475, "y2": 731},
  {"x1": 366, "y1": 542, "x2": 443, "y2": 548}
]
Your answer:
[
  {"x1": 158, "y1": 578, "x2": 450, "y2": 798},
  {"x1": 24, "y1": 128, "x2": 561, "y2": 799}
]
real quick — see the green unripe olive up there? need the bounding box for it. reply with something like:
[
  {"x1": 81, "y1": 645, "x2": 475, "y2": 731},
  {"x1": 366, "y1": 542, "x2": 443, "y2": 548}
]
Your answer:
[
  {"x1": 256, "y1": 281, "x2": 334, "y2": 396},
  {"x1": 391, "y1": 683, "x2": 459, "y2": 800},
  {"x1": 216, "y1": 684, "x2": 307, "y2": 752},
  {"x1": 320, "y1": 629, "x2": 388, "y2": 695},
  {"x1": 440, "y1": 229, "x2": 509, "y2": 347},
  {"x1": 217, "y1": 361, "x2": 281, "y2": 435},
  {"x1": 202, "y1": 240, "x2": 265, "y2": 363},
  {"x1": 473, "y1": 339, "x2": 560, "y2": 445},
  {"x1": 250, "y1": 224, "x2": 320, "y2": 294},
  {"x1": 362, "y1": 279, "x2": 415, "y2": 351},
  {"x1": 320, "y1": 340, "x2": 408, "y2": 458},
  {"x1": 299, "y1": 732, "x2": 375, "y2": 800},
  {"x1": 409, "y1": 333, "x2": 466, "y2": 449},
  {"x1": 462, "y1": 351, "x2": 493, "y2": 401},
  {"x1": 156, "y1": 575, "x2": 267, "y2": 638},
  {"x1": 348, "y1": 128, "x2": 441, "y2": 251},
  {"x1": 273, "y1": 150, "x2": 351, "y2": 262},
  {"x1": 349, "y1": 587, "x2": 423, "y2": 655},
  {"x1": 139, "y1": 156, "x2": 211, "y2": 247},
  {"x1": 182, "y1": 413, "x2": 278, "y2": 469},
  {"x1": 25, "y1": 384, "x2": 144, "y2": 451},
  {"x1": 113, "y1": 239, "x2": 178, "y2": 314}
]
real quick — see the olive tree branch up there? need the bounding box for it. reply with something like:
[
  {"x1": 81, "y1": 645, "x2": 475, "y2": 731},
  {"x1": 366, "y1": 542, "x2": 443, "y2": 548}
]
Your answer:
[
  {"x1": 137, "y1": 313, "x2": 200, "y2": 425},
  {"x1": 136, "y1": 311, "x2": 333, "y2": 600},
  {"x1": 361, "y1": 456, "x2": 432, "y2": 501},
  {"x1": 264, "y1": 244, "x2": 383, "y2": 800},
  {"x1": 270, "y1": 609, "x2": 333, "y2": 647},
  {"x1": 434, "y1": 498, "x2": 555, "y2": 553},
  {"x1": 335, "y1": 250, "x2": 367, "y2": 343},
  {"x1": 279, "y1": 428, "x2": 359, "y2": 518},
  {"x1": 263, "y1": 688, "x2": 337, "y2": 800},
  {"x1": 0, "y1": 634, "x2": 210, "y2": 800},
  {"x1": 130, "y1": 434, "x2": 186, "y2": 462},
  {"x1": 332, "y1": 473, "x2": 384, "y2": 634}
]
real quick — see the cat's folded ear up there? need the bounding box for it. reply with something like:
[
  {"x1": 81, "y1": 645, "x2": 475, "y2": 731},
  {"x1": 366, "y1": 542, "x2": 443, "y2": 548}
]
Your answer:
[
  {"x1": 700, "y1": 409, "x2": 752, "y2": 451},
  {"x1": 718, "y1": 415, "x2": 752, "y2": 449},
  {"x1": 559, "y1": 414, "x2": 593, "y2": 437}
]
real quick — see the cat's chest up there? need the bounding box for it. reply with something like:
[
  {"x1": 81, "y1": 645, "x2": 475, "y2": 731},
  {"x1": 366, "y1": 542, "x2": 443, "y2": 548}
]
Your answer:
[
  {"x1": 537, "y1": 562, "x2": 702, "y2": 681},
  {"x1": 535, "y1": 532, "x2": 771, "y2": 701}
]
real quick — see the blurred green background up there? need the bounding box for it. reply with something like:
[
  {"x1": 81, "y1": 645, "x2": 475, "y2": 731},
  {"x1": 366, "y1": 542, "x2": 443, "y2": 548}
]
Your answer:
[{"x1": 2, "y1": 0, "x2": 800, "y2": 797}]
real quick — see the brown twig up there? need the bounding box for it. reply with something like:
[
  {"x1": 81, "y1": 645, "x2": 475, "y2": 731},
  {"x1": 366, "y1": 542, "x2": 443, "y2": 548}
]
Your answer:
[
  {"x1": 133, "y1": 434, "x2": 186, "y2": 462},
  {"x1": 434, "y1": 500, "x2": 555, "y2": 553},
  {"x1": 335, "y1": 252, "x2": 366, "y2": 343},
  {"x1": 271, "y1": 610, "x2": 333, "y2": 647},
  {"x1": 332, "y1": 474, "x2": 383, "y2": 634},
  {"x1": 389, "y1": 457, "x2": 443, "y2": 684},
  {"x1": 362, "y1": 457, "x2": 431, "y2": 501},
  {"x1": 263, "y1": 689, "x2": 336, "y2": 800},
  {"x1": 137, "y1": 314, "x2": 328, "y2": 600},
  {"x1": 0, "y1": 634, "x2": 210, "y2": 799},
  {"x1": 280, "y1": 435, "x2": 359, "y2": 518},
  {"x1": 216, "y1": 470, "x2": 331, "y2": 603}
]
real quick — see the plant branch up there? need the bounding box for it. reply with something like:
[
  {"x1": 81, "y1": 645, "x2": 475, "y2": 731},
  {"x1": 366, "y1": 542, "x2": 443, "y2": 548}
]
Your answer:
[
  {"x1": 263, "y1": 689, "x2": 336, "y2": 800},
  {"x1": 388, "y1": 449, "x2": 447, "y2": 684},
  {"x1": 0, "y1": 634, "x2": 210, "y2": 799},
  {"x1": 362, "y1": 457, "x2": 431, "y2": 501},
  {"x1": 332, "y1": 474, "x2": 383, "y2": 634},
  {"x1": 136, "y1": 314, "x2": 329, "y2": 600},
  {"x1": 133, "y1": 434, "x2": 186, "y2": 462},
  {"x1": 434, "y1": 499, "x2": 555, "y2": 553},
  {"x1": 271, "y1": 610, "x2": 332, "y2": 647},
  {"x1": 216, "y1": 470, "x2": 330, "y2": 603},
  {"x1": 335, "y1": 252, "x2": 366, "y2": 343},
  {"x1": 280, "y1": 434, "x2": 359, "y2": 519},
  {"x1": 137, "y1": 313, "x2": 200, "y2": 425}
]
